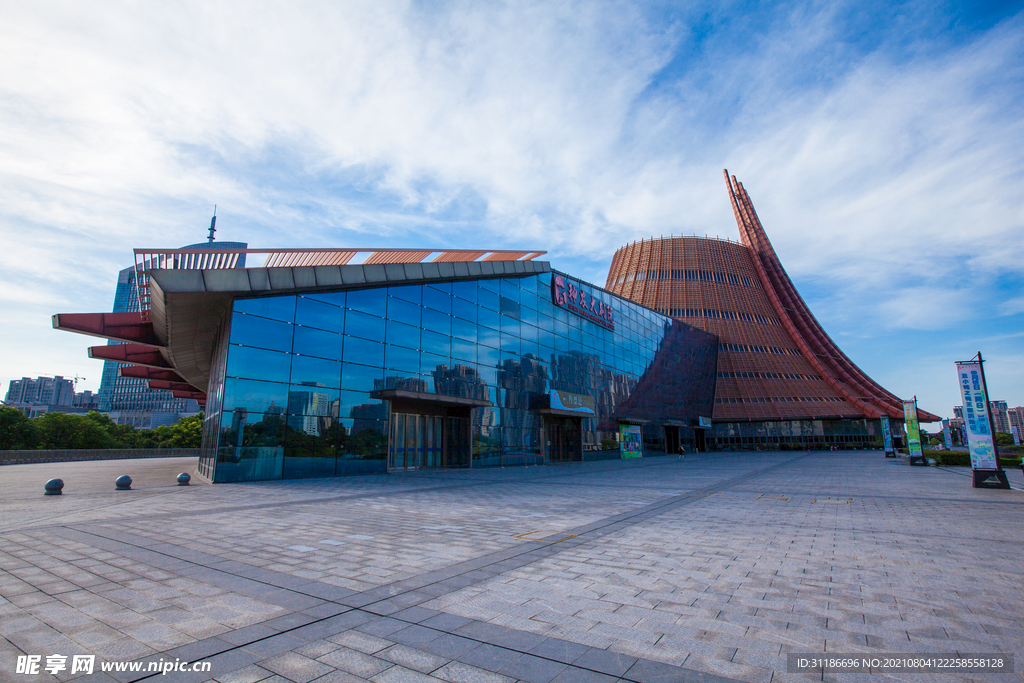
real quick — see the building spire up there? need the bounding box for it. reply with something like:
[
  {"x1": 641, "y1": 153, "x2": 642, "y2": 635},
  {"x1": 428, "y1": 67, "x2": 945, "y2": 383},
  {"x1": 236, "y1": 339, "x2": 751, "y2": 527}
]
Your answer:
[{"x1": 207, "y1": 205, "x2": 217, "y2": 242}]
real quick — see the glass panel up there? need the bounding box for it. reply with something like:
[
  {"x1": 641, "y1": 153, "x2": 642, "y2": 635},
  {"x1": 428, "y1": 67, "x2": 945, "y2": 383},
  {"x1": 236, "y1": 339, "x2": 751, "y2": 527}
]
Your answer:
[
  {"x1": 286, "y1": 385, "x2": 340, "y2": 416},
  {"x1": 451, "y1": 337, "x2": 476, "y2": 363},
  {"x1": 421, "y1": 352, "x2": 449, "y2": 377},
  {"x1": 295, "y1": 296, "x2": 345, "y2": 333},
  {"x1": 422, "y1": 287, "x2": 451, "y2": 314},
  {"x1": 421, "y1": 329, "x2": 451, "y2": 357},
  {"x1": 500, "y1": 279, "x2": 520, "y2": 302},
  {"x1": 386, "y1": 320, "x2": 420, "y2": 349},
  {"x1": 230, "y1": 312, "x2": 293, "y2": 352},
  {"x1": 389, "y1": 284, "x2": 422, "y2": 305},
  {"x1": 234, "y1": 296, "x2": 296, "y2": 323},
  {"x1": 341, "y1": 363, "x2": 383, "y2": 392},
  {"x1": 345, "y1": 310, "x2": 386, "y2": 342},
  {"x1": 384, "y1": 344, "x2": 420, "y2": 373},
  {"x1": 387, "y1": 296, "x2": 421, "y2": 324},
  {"x1": 223, "y1": 378, "x2": 290, "y2": 414},
  {"x1": 452, "y1": 296, "x2": 476, "y2": 323},
  {"x1": 452, "y1": 316, "x2": 477, "y2": 342},
  {"x1": 290, "y1": 355, "x2": 342, "y2": 388},
  {"x1": 292, "y1": 326, "x2": 343, "y2": 360},
  {"x1": 451, "y1": 280, "x2": 477, "y2": 303},
  {"x1": 343, "y1": 336, "x2": 384, "y2": 368},
  {"x1": 226, "y1": 345, "x2": 291, "y2": 383},
  {"x1": 478, "y1": 307, "x2": 500, "y2": 331},
  {"x1": 478, "y1": 344, "x2": 499, "y2": 369},
  {"x1": 478, "y1": 326, "x2": 500, "y2": 350},
  {"x1": 305, "y1": 291, "x2": 346, "y2": 307},
  {"x1": 500, "y1": 316, "x2": 520, "y2": 337},
  {"x1": 499, "y1": 296, "x2": 520, "y2": 319},
  {"x1": 422, "y1": 308, "x2": 451, "y2": 336},
  {"x1": 480, "y1": 278, "x2": 498, "y2": 293},
  {"x1": 479, "y1": 288, "x2": 499, "y2": 311},
  {"x1": 346, "y1": 288, "x2": 386, "y2": 317}
]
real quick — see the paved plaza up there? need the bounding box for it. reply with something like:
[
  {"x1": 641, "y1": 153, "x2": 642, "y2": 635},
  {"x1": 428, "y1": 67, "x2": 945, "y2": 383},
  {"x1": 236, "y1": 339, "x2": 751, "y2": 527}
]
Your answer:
[{"x1": 1, "y1": 452, "x2": 1022, "y2": 683}]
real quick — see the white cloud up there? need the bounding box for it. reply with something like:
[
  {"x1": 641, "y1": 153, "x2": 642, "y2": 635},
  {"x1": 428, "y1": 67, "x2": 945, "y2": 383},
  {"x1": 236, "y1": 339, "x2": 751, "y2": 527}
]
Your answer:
[{"x1": 1, "y1": 1, "x2": 1022, "y2": 406}]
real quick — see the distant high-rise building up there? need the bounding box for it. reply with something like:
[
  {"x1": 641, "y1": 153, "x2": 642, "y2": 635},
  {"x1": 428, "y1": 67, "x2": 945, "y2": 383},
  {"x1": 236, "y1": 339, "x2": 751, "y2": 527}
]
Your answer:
[
  {"x1": 953, "y1": 406, "x2": 964, "y2": 420},
  {"x1": 989, "y1": 400, "x2": 1010, "y2": 434},
  {"x1": 5, "y1": 376, "x2": 76, "y2": 406},
  {"x1": 97, "y1": 240, "x2": 247, "y2": 414}
]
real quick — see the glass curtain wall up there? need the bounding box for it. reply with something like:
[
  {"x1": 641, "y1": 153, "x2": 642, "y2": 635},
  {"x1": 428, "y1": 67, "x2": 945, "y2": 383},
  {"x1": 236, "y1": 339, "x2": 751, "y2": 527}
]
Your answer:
[{"x1": 207, "y1": 272, "x2": 697, "y2": 482}]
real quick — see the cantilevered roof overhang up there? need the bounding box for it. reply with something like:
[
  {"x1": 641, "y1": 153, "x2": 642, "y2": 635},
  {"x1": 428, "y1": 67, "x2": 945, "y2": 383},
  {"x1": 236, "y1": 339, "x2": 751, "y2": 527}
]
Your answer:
[{"x1": 54, "y1": 256, "x2": 551, "y2": 406}]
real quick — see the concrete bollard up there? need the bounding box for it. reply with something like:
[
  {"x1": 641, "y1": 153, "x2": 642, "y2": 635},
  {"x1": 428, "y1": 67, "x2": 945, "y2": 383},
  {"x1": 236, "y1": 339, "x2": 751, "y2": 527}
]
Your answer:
[
  {"x1": 176, "y1": 473, "x2": 191, "y2": 486},
  {"x1": 44, "y1": 478, "x2": 64, "y2": 496},
  {"x1": 115, "y1": 475, "x2": 132, "y2": 491}
]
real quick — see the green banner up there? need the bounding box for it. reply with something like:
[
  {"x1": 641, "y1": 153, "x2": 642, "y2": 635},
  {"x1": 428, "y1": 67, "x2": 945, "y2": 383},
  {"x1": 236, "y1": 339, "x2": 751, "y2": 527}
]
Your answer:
[{"x1": 902, "y1": 398, "x2": 923, "y2": 458}]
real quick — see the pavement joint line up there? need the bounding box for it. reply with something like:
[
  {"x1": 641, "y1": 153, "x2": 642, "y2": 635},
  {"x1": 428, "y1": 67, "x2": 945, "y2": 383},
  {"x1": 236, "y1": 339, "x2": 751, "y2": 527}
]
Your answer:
[
  {"x1": 12, "y1": 455, "x2": 717, "y2": 533},
  {"x1": 54, "y1": 456, "x2": 806, "y2": 683}
]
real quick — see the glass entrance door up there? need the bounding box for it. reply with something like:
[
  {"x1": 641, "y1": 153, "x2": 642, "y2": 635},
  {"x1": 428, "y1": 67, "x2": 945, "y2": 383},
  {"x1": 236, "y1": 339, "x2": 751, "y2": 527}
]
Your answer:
[
  {"x1": 545, "y1": 417, "x2": 581, "y2": 462},
  {"x1": 389, "y1": 413, "x2": 469, "y2": 470}
]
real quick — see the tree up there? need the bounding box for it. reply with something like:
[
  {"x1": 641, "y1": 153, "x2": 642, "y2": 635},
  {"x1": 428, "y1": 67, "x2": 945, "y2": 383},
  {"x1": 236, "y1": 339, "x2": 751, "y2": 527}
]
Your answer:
[
  {"x1": 153, "y1": 414, "x2": 203, "y2": 448},
  {"x1": 995, "y1": 432, "x2": 1014, "y2": 445},
  {"x1": 33, "y1": 412, "x2": 115, "y2": 449},
  {"x1": 0, "y1": 406, "x2": 38, "y2": 449}
]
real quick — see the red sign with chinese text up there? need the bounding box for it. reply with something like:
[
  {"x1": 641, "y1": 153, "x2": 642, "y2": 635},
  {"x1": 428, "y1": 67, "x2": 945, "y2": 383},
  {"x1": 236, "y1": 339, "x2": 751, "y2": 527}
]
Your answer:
[{"x1": 551, "y1": 275, "x2": 615, "y2": 330}]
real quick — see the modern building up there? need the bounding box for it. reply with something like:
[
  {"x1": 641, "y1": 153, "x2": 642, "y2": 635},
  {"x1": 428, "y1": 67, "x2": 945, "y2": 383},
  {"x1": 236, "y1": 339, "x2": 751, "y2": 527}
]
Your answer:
[
  {"x1": 53, "y1": 171, "x2": 937, "y2": 481},
  {"x1": 989, "y1": 400, "x2": 1010, "y2": 434},
  {"x1": 96, "y1": 240, "x2": 246, "y2": 421},
  {"x1": 605, "y1": 170, "x2": 940, "y2": 449},
  {"x1": 5, "y1": 375, "x2": 76, "y2": 406},
  {"x1": 55, "y1": 248, "x2": 718, "y2": 481}
]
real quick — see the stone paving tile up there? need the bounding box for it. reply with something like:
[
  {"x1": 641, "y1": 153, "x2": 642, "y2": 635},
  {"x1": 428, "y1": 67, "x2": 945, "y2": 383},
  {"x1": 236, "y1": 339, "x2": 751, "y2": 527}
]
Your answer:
[{"x1": 2, "y1": 453, "x2": 1023, "y2": 683}]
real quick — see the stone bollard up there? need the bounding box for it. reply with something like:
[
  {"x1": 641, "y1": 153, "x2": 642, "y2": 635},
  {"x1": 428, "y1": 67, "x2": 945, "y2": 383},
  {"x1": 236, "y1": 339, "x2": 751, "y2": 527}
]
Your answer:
[
  {"x1": 115, "y1": 475, "x2": 132, "y2": 491},
  {"x1": 44, "y1": 478, "x2": 64, "y2": 496},
  {"x1": 176, "y1": 473, "x2": 191, "y2": 486}
]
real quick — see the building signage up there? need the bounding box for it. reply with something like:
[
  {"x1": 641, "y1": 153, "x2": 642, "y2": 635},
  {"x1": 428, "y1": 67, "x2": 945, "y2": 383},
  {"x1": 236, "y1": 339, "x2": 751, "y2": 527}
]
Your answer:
[
  {"x1": 697, "y1": 416, "x2": 712, "y2": 428},
  {"x1": 552, "y1": 275, "x2": 614, "y2": 330},
  {"x1": 941, "y1": 419, "x2": 953, "y2": 450},
  {"x1": 879, "y1": 415, "x2": 893, "y2": 454},
  {"x1": 550, "y1": 389, "x2": 595, "y2": 414},
  {"x1": 955, "y1": 361, "x2": 997, "y2": 469},
  {"x1": 903, "y1": 398, "x2": 923, "y2": 459},
  {"x1": 620, "y1": 424, "x2": 642, "y2": 458}
]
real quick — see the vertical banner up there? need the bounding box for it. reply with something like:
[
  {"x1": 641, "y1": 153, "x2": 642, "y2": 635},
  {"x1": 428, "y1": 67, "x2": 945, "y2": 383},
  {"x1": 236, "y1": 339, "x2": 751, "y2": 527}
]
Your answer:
[
  {"x1": 1012, "y1": 425, "x2": 1021, "y2": 446},
  {"x1": 880, "y1": 416, "x2": 894, "y2": 454},
  {"x1": 903, "y1": 398, "x2": 923, "y2": 459},
  {"x1": 955, "y1": 362, "x2": 997, "y2": 470},
  {"x1": 619, "y1": 424, "x2": 642, "y2": 459},
  {"x1": 942, "y1": 419, "x2": 953, "y2": 450}
]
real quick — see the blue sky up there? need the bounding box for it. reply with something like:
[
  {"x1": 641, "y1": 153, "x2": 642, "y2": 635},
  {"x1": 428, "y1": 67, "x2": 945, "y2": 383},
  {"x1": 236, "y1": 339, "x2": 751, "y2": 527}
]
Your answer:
[{"x1": 1, "y1": 0, "x2": 1022, "y2": 419}]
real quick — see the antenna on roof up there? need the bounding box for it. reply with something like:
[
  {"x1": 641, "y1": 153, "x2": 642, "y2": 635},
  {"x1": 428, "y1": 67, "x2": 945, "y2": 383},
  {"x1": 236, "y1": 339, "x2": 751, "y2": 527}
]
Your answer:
[{"x1": 207, "y1": 205, "x2": 217, "y2": 242}]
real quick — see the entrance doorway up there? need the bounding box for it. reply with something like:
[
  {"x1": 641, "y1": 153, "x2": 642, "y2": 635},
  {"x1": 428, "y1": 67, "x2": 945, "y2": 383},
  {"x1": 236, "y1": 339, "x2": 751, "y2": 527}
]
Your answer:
[
  {"x1": 388, "y1": 413, "x2": 470, "y2": 470},
  {"x1": 544, "y1": 417, "x2": 582, "y2": 463},
  {"x1": 694, "y1": 429, "x2": 707, "y2": 453},
  {"x1": 664, "y1": 425, "x2": 680, "y2": 454}
]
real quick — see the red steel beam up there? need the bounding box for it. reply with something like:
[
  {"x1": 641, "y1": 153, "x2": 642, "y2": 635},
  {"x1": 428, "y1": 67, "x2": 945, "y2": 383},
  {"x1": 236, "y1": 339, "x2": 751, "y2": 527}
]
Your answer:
[
  {"x1": 172, "y1": 390, "x2": 207, "y2": 401},
  {"x1": 148, "y1": 380, "x2": 201, "y2": 393},
  {"x1": 119, "y1": 367, "x2": 188, "y2": 383},
  {"x1": 52, "y1": 312, "x2": 162, "y2": 347},
  {"x1": 88, "y1": 344, "x2": 172, "y2": 370}
]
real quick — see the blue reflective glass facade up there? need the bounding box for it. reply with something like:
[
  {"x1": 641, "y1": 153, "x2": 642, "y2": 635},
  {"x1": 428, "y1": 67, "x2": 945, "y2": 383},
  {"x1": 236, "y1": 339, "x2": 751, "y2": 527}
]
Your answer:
[{"x1": 199, "y1": 271, "x2": 718, "y2": 482}]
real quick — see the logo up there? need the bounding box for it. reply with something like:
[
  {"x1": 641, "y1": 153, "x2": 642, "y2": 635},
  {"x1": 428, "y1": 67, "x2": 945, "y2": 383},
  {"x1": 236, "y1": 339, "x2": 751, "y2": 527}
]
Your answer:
[{"x1": 552, "y1": 275, "x2": 614, "y2": 330}]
